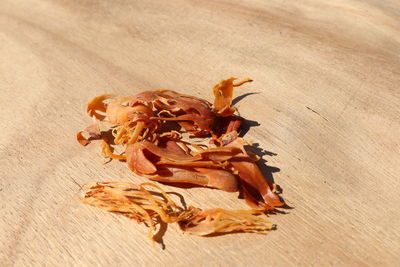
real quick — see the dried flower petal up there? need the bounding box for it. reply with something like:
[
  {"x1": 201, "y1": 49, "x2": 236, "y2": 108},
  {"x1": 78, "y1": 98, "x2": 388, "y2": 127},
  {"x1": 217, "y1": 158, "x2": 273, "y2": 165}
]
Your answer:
[
  {"x1": 213, "y1": 78, "x2": 252, "y2": 117},
  {"x1": 227, "y1": 137, "x2": 284, "y2": 210},
  {"x1": 76, "y1": 131, "x2": 90, "y2": 146},
  {"x1": 87, "y1": 94, "x2": 116, "y2": 120}
]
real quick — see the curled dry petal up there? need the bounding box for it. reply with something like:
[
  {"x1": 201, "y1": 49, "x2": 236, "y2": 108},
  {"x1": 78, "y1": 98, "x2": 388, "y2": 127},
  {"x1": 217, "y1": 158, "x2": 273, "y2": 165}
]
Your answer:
[
  {"x1": 125, "y1": 141, "x2": 241, "y2": 192},
  {"x1": 76, "y1": 117, "x2": 101, "y2": 146},
  {"x1": 213, "y1": 78, "x2": 252, "y2": 117},
  {"x1": 213, "y1": 77, "x2": 237, "y2": 116},
  {"x1": 106, "y1": 97, "x2": 153, "y2": 126},
  {"x1": 133, "y1": 90, "x2": 215, "y2": 133},
  {"x1": 76, "y1": 131, "x2": 90, "y2": 146},
  {"x1": 194, "y1": 168, "x2": 238, "y2": 192},
  {"x1": 148, "y1": 167, "x2": 238, "y2": 192},
  {"x1": 87, "y1": 94, "x2": 116, "y2": 120},
  {"x1": 226, "y1": 136, "x2": 283, "y2": 210}
]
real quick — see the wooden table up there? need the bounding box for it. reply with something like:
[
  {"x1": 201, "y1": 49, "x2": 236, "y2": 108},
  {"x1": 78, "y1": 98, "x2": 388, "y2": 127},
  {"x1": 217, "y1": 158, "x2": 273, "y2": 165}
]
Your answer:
[{"x1": 1, "y1": 0, "x2": 399, "y2": 266}]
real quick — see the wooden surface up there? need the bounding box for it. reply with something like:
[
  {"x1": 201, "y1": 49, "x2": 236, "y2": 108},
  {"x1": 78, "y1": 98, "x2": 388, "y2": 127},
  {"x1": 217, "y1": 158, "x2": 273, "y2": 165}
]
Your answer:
[{"x1": 1, "y1": 0, "x2": 399, "y2": 266}]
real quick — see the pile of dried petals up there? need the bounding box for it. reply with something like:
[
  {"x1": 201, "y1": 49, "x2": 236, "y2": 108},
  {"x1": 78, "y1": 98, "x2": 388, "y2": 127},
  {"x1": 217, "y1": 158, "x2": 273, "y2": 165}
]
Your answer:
[{"x1": 78, "y1": 77, "x2": 283, "y2": 241}]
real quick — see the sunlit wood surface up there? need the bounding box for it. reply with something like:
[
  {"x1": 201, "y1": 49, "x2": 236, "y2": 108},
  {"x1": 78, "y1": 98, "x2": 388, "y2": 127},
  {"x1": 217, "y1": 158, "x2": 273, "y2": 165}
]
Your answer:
[{"x1": 1, "y1": 0, "x2": 399, "y2": 266}]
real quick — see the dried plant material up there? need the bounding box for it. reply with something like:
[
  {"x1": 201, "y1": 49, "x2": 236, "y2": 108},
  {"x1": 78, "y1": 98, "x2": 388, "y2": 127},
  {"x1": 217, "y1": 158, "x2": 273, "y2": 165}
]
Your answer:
[
  {"x1": 77, "y1": 78, "x2": 284, "y2": 211},
  {"x1": 81, "y1": 182, "x2": 197, "y2": 241},
  {"x1": 87, "y1": 94, "x2": 116, "y2": 120},
  {"x1": 76, "y1": 117, "x2": 101, "y2": 146},
  {"x1": 178, "y1": 209, "x2": 274, "y2": 236},
  {"x1": 76, "y1": 131, "x2": 90, "y2": 146},
  {"x1": 213, "y1": 78, "x2": 252, "y2": 117},
  {"x1": 149, "y1": 167, "x2": 239, "y2": 193},
  {"x1": 81, "y1": 182, "x2": 274, "y2": 242},
  {"x1": 226, "y1": 136, "x2": 284, "y2": 210},
  {"x1": 101, "y1": 140, "x2": 126, "y2": 161},
  {"x1": 125, "y1": 140, "x2": 241, "y2": 192}
]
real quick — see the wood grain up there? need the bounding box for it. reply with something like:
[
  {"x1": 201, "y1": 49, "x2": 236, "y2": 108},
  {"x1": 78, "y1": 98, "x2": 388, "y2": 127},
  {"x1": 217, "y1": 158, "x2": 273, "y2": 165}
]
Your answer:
[{"x1": 1, "y1": 0, "x2": 399, "y2": 266}]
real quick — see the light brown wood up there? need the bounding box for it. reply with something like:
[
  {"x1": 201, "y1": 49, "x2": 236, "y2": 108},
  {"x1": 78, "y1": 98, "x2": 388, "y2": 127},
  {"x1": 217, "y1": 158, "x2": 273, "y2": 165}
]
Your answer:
[{"x1": 1, "y1": 0, "x2": 399, "y2": 266}]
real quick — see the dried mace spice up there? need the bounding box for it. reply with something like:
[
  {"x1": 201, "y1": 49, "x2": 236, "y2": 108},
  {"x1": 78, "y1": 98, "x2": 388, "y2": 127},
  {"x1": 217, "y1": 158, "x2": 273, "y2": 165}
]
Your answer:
[
  {"x1": 82, "y1": 182, "x2": 274, "y2": 242},
  {"x1": 77, "y1": 77, "x2": 284, "y2": 242}
]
